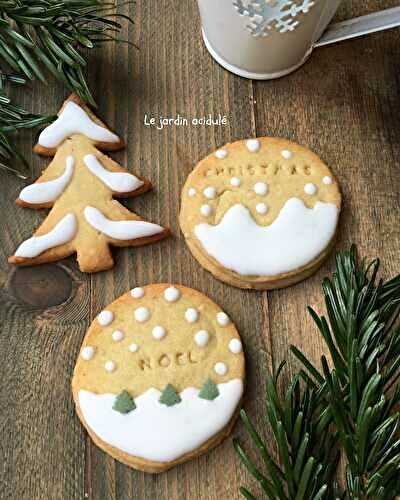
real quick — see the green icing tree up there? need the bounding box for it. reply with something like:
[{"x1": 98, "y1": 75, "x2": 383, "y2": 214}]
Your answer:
[
  {"x1": 159, "y1": 384, "x2": 181, "y2": 407},
  {"x1": 113, "y1": 390, "x2": 136, "y2": 414},
  {"x1": 199, "y1": 379, "x2": 219, "y2": 401}
]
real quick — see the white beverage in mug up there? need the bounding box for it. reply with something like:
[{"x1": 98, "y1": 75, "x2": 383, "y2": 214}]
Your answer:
[{"x1": 196, "y1": 0, "x2": 344, "y2": 79}]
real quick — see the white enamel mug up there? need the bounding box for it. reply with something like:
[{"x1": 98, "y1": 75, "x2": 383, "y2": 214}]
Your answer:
[{"x1": 196, "y1": 0, "x2": 400, "y2": 79}]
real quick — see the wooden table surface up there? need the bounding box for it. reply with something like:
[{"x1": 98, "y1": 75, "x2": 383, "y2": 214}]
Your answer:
[{"x1": 1, "y1": 1, "x2": 400, "y2": 498}]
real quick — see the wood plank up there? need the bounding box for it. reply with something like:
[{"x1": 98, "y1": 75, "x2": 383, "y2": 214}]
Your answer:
[
  {"x1": 0, "y1": 261, "x2": 89, "y2": 499},
  {"x1": 0, "y1": 0, "x2": 399, "y2": 498},
  {"x1": 86, "y1": 1, "x2": 266, "y2": 498},
  {"x1": 251, "y1": 0, "x2": 400, "y2": 491}
]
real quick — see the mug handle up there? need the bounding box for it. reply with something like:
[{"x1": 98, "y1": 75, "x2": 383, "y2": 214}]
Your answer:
[{"x1": 315, "y1": 6, "x2": 400, "y2": 47}]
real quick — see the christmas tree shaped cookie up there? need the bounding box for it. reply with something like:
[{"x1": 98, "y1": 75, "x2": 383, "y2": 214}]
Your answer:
[
  {"x1": 180, "y1": 137, "x2": 342, "y2": 289},
  {"x1": 72, "y1": 284, "x2": 245, "y2": 473},
  {"x1": 9, "y1": 95, "x2": 169, "y2": 273}
]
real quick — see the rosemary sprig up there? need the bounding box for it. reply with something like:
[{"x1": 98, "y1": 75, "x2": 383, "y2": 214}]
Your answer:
[
  {"x1": 0, "y1": 0, "x2": 133, "y2": 176},
  {"x1": 237, "y1": 246, "x2": 400, "y2": 499}
]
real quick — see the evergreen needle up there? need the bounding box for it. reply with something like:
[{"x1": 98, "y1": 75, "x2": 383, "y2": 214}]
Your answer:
[
  {"x1": 236, "y1": 246, "x2": 400, "y2": 499},
  {"x1": 0, "y1": 0, "x2": 133, "y2": 176}
]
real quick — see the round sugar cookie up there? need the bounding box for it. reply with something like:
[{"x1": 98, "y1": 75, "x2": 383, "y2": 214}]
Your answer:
[
  {"x1": 179, "y1": 138, "x2": 342, "y2": 289},
  {"x1": 72, "y1": 284, "x2": 245, "y2": 473}
]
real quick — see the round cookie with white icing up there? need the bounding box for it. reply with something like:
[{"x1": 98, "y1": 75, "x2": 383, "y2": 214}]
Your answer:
[
  {"x1": 72, "y1": 284, "x2": 245, "y2": 473},
  {"x1": 179, "y1": 138, "x2": 342, "y2": 289}
]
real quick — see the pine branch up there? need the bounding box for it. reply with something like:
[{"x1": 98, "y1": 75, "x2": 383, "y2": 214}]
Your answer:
[
  {"x1": 0, "y1": 73, "x2": 54, "y2": 177},
  {"x1": 234, "y1": 363, "x2": 342, "y2": 500},
  {"x1": 291, "y1": 246, "x2": 400, "y2": 498},
  {"x1": 236, "y1": 246, "x2": 400, "y2": 499},
  {"x1": 0, "y1": 0, "x2": 133, "y2": 176}
]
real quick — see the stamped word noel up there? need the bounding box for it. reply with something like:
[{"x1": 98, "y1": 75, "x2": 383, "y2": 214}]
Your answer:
[{"x1": 144, "y1": 113, "x2": 228, "y2": 130}]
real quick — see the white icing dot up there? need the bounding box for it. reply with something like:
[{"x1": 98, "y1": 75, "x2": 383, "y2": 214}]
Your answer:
[
  {"x1": 105, "y1": 361, "x2": 116, "y2": 372},
  {"x1": 152, "y1": 326, "x2": 166, "y2": 340},
  {"x1": 131, "y1": 287, "x2": 145, "y2": 299},
  {"x1": 200, "y1": 204, "x2": 213, "y2": 217},
  {"x1": 134, "y1": 307, "x2": 150, "y2": 323},
  {"x1": 203, "y1": 187, "x2": 217, "y2": 199},
  {"x1": 281, "y1": 149, "x2": 293, "y2": 159},
  {"x1": 230, "y1": 177, "x2": 241, "y2": 187},
  {"x1": 214, "y1": 362, "x2": 228, "y2": 376},
  {"x1": 304, "y1": 183, "x2": 318, "y2": 195},
  {"x1": 188, "y1": 188, "x2": 197, "y2": 197},
  {"x1": 97, "y1": 310, "x2": 114, "y2": 326},
  {"x1": 164, "y1": 286, "x2": 181, "y2": 302},
  {"x1": 129, "y1": 343, "x2": 139, "y2": 353},
  {"x1": 185, "y1": 308, "x2": 199, "y2": 323},
  {"x1": 323, "y1": 176, "x2": 333, "y2": 185},
  {"x1": 112, "y1": 330, "x2": 124, "y2": 342},
  {"x1": 229, "y1": 338, "x2": 243, "y2": 354},
  {"x1": 246, "y1": 139, "x2": 261, "y2": 153},
  {"x1": 215, "y1": 149, "x2": 228, "y2": 159},
  {"x1": 217, "y1": 312, "x2": 231, "y2": 326},
  {"x1": 256, "y1": 203, "x2": 268, "y2": 215},
  {"x1": 81, "y1": 346, "x2": 95, "y2": 360},
  {"x1": 195, "y1": 330, "x2": 210, "y2": 347},
  {"x1": 254, "y1": 182, "x2": 268, "y2": 196}
]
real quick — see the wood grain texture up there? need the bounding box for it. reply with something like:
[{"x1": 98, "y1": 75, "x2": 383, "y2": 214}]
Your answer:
[{"x1": 0, "y1": 0, "x2": 399, "y2": 498}]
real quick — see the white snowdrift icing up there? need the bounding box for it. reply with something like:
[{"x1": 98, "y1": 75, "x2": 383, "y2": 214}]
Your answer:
[
  {"x1": 38, "y1": 101, "x2": 119, "y2": 148},
  {"x1": 78, "y1": 379, "x2": 243, "y2": 462},
  {"x1": 194, "y1": 198, "x2": 338, "y2": 276}
]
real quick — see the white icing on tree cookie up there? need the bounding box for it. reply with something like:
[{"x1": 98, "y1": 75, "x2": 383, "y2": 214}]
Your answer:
[
  {"x1": 19, "y1": 156, "x2": 74, "y2": 204},
  {"x1": 78, "y1": 379, "x2": 243, "y2": 462},
  {"x1": 84, "y1": 206, "x2": 164, "y2": 240},
  {"x1": 38, "y1": 101, "x2": 120, "y2": 148},
  {"x1": 195, "y1": 198, "x2": 339, "y2": 276},
  {"x1": 84, "y1": 154, "x2": 143, "y2": 193},
  {"x1": 14, "y1": 213, "x2": 77, "y2": 258}
]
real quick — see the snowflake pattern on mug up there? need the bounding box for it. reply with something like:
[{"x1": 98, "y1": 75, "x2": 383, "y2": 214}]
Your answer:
[{"x1": 233, "y1": 0, "x2": 317, "y2": 38}]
